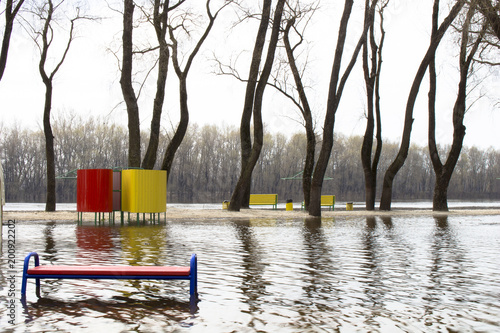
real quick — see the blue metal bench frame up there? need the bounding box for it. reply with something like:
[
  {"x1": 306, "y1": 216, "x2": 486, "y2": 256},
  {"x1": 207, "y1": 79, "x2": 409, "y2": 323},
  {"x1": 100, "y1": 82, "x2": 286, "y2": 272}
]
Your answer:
[{"x1": 21, "y1": 252, "x2": 197, "y2": 300}]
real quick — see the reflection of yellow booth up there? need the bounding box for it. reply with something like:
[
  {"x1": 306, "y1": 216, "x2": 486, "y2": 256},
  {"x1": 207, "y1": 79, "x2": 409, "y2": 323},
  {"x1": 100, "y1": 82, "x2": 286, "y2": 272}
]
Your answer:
[
  {"x1": 120, "y1": 226, "x2": 166, "y2": 265},
  {"x1": 121, "y1": 170, "x2": 167, "y2": 213}
]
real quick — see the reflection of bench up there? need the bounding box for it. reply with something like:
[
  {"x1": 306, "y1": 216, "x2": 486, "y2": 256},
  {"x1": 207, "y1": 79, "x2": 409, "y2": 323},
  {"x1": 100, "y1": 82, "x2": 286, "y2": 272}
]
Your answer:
[
  {"x1": 249, "y1": 194, "x2": 278, "y2": 210},
  {"x1": 302, "y1": 195, "x2": 336, "y2": 211},
  {"x1": 21, "y1": 252, "x2": 197, "y2": 300}
]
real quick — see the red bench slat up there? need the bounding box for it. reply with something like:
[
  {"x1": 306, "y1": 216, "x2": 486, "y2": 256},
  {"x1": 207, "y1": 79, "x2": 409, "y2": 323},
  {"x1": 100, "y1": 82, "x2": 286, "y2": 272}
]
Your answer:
[{"x1": 27, "y1": 265, "x2": 190, "y2": 276}]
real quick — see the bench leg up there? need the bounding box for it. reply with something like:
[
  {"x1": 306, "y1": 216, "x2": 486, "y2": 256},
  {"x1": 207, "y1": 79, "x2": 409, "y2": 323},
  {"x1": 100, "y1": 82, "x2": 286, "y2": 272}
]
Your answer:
[
  {"x1": 190, "y1": 254, "x2": 198, "y2": 300},
  {"x1": 21, "y1": 274, "x2": 28, "y2": 296}
]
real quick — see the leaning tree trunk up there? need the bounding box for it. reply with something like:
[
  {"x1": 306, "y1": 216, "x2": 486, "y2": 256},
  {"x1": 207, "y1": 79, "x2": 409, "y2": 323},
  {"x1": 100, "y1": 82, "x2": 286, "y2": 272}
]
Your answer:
[
  {"x1": 161, "y1": 0, "x2": 226, "y2": 179},
  {"x1": 309, "y1": 0, "x2": 376, "y2": 217},
  {"x1": 161, "y1": 76, "x2": 189, "y2": 179},
  {"x1": 429, "y1": 4, "x2": 482, "y2": 211},
  {"x1": 141, "y1": 0, "x2": 171, "y2": 169},
  {"x1": 379, "y1": 0, "x2": 465, "y2": 211},
  {"x1": 228, "y1": 0, "x2": 285, "y2": 211},
  {"x1": 231, "y1": 0, "x2": 271, "y2": 210},
  {"x1": 0, "y1": 0, "x2": 25, "y2": 81},
  {"x1": 229, "y1": 0, "x2": 285, "y2": 211},
  {"x1": 283, "y1": 17, "x2": 316, "y2": 211},
  {"x1": 120, "y1": 0, "x2": 141, "y2": 168}
]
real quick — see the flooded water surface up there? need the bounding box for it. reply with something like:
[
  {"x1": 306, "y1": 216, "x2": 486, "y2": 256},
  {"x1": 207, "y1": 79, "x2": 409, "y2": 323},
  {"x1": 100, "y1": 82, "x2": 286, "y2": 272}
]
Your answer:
[{"x1": 2, "y1": 215, "x2": 500, "y2": 332}]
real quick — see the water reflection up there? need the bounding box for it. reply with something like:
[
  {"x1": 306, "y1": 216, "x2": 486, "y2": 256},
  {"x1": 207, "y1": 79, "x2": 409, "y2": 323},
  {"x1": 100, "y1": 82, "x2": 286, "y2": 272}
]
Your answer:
[
  {"x1": 42, "y1": 222, "x2": 57, "y2": 262},
  {"x1": 3, "y1": 216, "x2": 500, "y2": 332},
  {"x1": 76, "y1": 226, "x2": 117, "y2": 263},
  {"x1": 361, "y1": 217, "x2": 385, "y2": 313},
  {"x1": 294, "y1": 218, "x2": 338, "y2": 330},
  {"x1": 300, "y1": 217, "x2": 336, "y2": 303},
  {"x1": 22, "y1": 295, "x2": 196, "y2": 328},
  {"x1": 422, "y1": 216, "x2": 469, "y2": 328},
  {"x1": 120, "y1": 225, "x2": 166, "y2": 265},
  {"x1": 231, "y1": 220, "x2": 269, "y2": 326},
  {"x1": 379, "y1": 216, "x2": 393, "y2": 229}
]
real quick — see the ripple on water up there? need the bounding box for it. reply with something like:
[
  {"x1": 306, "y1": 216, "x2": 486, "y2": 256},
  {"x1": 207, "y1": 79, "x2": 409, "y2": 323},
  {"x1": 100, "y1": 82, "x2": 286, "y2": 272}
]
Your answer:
[{"x1": 2, "y1": 215, "x2": 500, "y2": 332}]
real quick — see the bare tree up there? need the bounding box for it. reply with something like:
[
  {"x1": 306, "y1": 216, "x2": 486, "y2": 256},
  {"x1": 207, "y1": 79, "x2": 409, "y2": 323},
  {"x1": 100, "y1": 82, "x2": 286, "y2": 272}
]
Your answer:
[
  {"x1": 274, "y1": 0, "x2": 318, "y2": 211},
  {"x1": 379, "y1": 0, "x2": 465, "y2": 211},
  {"x1": 120, "y1": 0, "x2": 141, "y2": 167},
  {"x1": 26, "y1": 0, "x2": 88, "y2": 211},
  {"x1": 161, "y1": 0, "x2": 234, "y2": 178},
  {"x1": 119, "y1": 0, "x2": 186, "y2": 168},
  {"x1": 361, "y1": 0, "x2": 388, "y2": 210},
  {"x1": 141, "y1": 0, "x2": 186, "y2": 169},
  {"x1": 228, "y1": 0, "x2": 286, "y2": 211},
  {"x1": 1, "y1": 0, "x2": 25, "y2": 81},
  {"x1": 228, "y1": 0, "x2": 272, "y2": 209},
  {"x1": 308, "y1": 0, "x2": 377, "y2": 217},
  {"x1": 429, "y1": 3, "x2": 487, "y2": 211}
]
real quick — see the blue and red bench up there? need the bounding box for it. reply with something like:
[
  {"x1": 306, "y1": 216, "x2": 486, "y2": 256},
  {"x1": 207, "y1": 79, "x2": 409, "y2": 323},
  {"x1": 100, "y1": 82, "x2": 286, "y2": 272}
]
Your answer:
[{"x1": 21, "y1": 252, "x2": 197, "y2": 300}]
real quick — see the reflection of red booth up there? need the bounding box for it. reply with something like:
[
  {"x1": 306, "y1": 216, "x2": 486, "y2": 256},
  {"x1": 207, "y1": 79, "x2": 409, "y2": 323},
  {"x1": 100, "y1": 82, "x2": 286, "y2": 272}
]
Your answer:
[{"x1": 77, "y1": 169, "x2": 113, "y2": 213}]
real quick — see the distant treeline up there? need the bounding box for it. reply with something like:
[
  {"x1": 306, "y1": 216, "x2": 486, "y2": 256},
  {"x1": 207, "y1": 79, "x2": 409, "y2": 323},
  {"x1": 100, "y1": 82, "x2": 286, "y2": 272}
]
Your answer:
[{"x1": 1, "y1": 116, "x2": 499, "y2": 204}]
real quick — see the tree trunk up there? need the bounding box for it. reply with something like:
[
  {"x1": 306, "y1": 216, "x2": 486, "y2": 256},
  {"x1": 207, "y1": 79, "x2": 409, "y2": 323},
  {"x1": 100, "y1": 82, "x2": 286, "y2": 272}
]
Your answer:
[
  {"x1": 229, "y1": 0, "x2": 285, "y2": 211},
  {"x1": 361, "y1": 0, "x2": 376, "y2": 211},
  {"x1": 430, "y1": 4, "x2": 481, "y2": 211},
  {"x1": 161, "y1": 0, "x2": 223, "y2": 179},
  {"x1": 379, "y1": 0, "x2": 465, "y2": 211},
  {"x1": 309, "y1": 0, "x2": 375, "y2": 217},
  {"x1": 361, "y1": 0, "x2": 385, "y2": 211},
  {"x1": 120, "y1": 0, "x2": 141, "y2": 168},
  {"x1": 283, "y1": 17, "x2": 316, "y2": 211},
  {"x1": 161, "y1": 77, "x2": 189, "y2": 179},
  {"x1": 43, "y1": 82, "x2": 56, "y2": 212},
  {"x1": 142, "y1": 0, "x2": 170, "y2": 169},
  {"x1": 229, "y1": 0, "x2": 272, "y2": 210}
]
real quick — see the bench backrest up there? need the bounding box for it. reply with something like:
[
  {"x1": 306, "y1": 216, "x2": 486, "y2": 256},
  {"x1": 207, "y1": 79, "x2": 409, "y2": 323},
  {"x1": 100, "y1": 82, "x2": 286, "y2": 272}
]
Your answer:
[
  {"x1": 249, "y1": 194, "x2": 278, "y2": 205},
  {"x1": 321, "y1": 195, "x2": 335, "y2": 206}
]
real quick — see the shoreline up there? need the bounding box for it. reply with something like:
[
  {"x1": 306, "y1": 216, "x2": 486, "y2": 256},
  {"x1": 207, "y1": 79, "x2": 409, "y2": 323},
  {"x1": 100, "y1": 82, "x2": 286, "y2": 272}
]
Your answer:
[{"x1": 3, "y1": 207, "x2": 500, "y2": 223}]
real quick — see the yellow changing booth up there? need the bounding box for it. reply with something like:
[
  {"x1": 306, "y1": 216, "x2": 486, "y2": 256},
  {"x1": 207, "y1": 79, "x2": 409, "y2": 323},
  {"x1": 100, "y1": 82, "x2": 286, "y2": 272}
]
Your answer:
[{"x1": 121, "y1": 169, "x2": 167, "y2": 222}]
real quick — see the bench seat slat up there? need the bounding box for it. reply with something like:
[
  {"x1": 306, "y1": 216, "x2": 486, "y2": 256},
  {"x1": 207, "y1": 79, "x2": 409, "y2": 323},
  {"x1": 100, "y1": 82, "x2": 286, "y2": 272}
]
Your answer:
[{"x1": 27, "y1": 265, "x2": 190, "y2": 276}]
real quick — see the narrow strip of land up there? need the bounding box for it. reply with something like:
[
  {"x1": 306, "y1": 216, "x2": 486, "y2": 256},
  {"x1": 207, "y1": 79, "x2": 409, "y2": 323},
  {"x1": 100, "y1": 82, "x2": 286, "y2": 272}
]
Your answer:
[{"x1": 4, "y1": 208, "x2": 500, "y2": 223}]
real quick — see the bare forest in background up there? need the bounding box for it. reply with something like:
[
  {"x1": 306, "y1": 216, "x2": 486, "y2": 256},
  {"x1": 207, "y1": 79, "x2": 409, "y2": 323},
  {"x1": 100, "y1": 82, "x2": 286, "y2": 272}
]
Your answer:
[{"x1": 2, "y1": 116, "x2": 499, "y2": 205}]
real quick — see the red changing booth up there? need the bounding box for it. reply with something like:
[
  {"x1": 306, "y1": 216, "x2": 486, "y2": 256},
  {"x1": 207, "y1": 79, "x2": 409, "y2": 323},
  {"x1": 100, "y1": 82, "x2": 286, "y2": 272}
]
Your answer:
[{"x1": 77, "y1": 169, "x2": 113, "y2": 218}]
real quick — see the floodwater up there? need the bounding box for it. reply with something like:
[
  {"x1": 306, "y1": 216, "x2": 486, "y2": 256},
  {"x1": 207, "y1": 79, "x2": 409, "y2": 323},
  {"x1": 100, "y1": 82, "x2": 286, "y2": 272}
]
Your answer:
[{"x1": 1, "y1": 214, "x2": 500, "y2": 332}]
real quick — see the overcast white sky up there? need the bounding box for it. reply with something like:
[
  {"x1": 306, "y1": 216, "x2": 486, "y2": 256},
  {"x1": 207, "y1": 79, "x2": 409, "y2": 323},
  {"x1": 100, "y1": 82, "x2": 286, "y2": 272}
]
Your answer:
[{"x1": 1, "y1": 0, "x2": 499, "y2": 150}]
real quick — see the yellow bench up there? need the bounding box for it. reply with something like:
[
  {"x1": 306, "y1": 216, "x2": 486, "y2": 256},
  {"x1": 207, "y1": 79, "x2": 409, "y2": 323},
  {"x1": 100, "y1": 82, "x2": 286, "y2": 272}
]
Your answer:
[
  {"x1": 302, "y1": 195, "x2": 336, "y2": 211},
  {"x1": 249, "y1": 194, "x2": 278, "y2": 210}
]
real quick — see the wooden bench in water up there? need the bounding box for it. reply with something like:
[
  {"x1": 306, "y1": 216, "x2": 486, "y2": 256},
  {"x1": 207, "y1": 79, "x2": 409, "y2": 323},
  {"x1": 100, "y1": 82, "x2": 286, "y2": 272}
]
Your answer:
[
  {"x1": 21, "y1": 252, "x2": 197, "y2": 300},
  {"x1": 249, "y1": 194, "x2": 278, "y2": 209}
]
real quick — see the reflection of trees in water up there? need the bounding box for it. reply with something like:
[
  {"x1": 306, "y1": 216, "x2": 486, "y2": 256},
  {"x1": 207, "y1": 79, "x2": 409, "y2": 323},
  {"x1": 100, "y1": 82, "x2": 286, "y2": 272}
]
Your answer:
[
  {"x1": 291, "y1": 218, "x2": 338, "y2": 329},
  {"x1": 42, "y1": 221, "x2": 57, "y2": 262},
  {"x1": 423, "y1": 216, "x2": 467, "y2": 323},
  {"x1": 359, "y1": 216, "x2": 420, "y2": 326},
  {"x1": 231, "y1": 220, "x2": 269, "y2": 321},
  {"x1": 300, "y1": 218, "x2": 336, "y2": 297},
  {"x1": 361, "y1": 216, "x2": 384, "y2": 312},
  {"x1": 39, "y1": 222, "x2": 75, "y2": 298}
]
